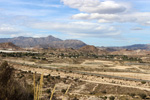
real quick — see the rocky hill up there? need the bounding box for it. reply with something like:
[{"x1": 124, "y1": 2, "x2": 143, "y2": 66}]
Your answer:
[
  {"x1": 0, "y1": 35, "x2": 86, "y2": 49},
  {"x1": 0, "y1": 42, "x2": 21, "y2": 50},
  {"x1": 79, "y1": 45, "x2": 99, "y2": 54}
]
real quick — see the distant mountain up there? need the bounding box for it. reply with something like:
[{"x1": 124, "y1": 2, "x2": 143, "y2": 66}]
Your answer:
[
  {"x1": 0, "y1": 42, "x2": 21, "y2": 50},
  {"x1": 99, "y1": 44, "x2": 150, "y2": 51},
  {"x1": 35, "y1": 39, "x2": 86, "y2": 49},
  {"x1": 0, "y1": 35, "x2": 86, "y2": 49},
  {"x1": 122, "y1": 44, "x2": 150, "y2": 50},
  {"x1": 109, "y1": 48, "x2": 150, "y2": 56}
]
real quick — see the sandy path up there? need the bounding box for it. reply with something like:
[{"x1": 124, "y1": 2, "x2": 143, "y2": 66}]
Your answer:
[
  {"x1": 89, "y1": 71, "x2": 150, "y2": 80},
  {"x1": 83, "y1": 80, "x2": 150, "y2": 91}
]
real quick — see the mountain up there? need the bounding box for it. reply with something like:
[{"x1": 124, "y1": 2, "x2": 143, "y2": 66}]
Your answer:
[
  {"x1": 0, "y1": 35, "x2": 86, "y2": 49},
  {"x1": 122, "y1": 44, "x2": 150, "y2": 50},
  {"x1": 109, "y1": 49, "x2": 150, "y2": 55},
  {"x1": 35, "y1": 39, "x2": 86, "y2": 49},
  {"x1": 99, "y1": 44, "x2": 150, "y2": 51},
  {"x1": 0, "y1": 42, "x2": 21, "y2": 50}
]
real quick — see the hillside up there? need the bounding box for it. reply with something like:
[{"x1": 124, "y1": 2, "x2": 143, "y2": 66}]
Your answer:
[
  {"x1": 0, "y1": 42, "x2": 21, "y2": 50},
  {"x1": 79, "y1": 45, "x2": 99, "y2": 54}
]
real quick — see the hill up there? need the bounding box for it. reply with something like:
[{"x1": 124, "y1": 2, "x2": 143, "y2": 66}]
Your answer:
[
  {"x1": 79, "y1": 45, "x2": 99, "y2": 54},
  {"x1": 0, "y1": 42, "x2": 21, "y2": 50}
]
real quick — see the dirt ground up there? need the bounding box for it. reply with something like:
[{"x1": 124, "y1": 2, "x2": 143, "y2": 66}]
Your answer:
[{"x1": 5, "y1": 58, "x2": 150, "y2": 99}]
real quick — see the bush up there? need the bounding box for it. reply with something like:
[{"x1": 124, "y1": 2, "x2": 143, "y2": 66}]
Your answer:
[
  {"x1": 129, "y1": 93, "x2": 135, "y2": 97},
  {"x1": 73, "y1": 97, "x2": 79, "y2": 100},
  {"x1": 46, "y1": 89, "x2": 51, "y2": 94},
  {"x1": 0, "y1": 61, "x2": 33, "y2": 100},
  {"x1": 101, "y1": 90, "x2": 107, "y2": 94},
  {"x1": 139, "y1": 93, "x2": 147, "y2": 99},
  {"x1": 61, "y1": 89, "x2": 66, "y2": 94},
  {"x1": 141, "y1": 81, "x2": 146, "y2": 84},
  {"x1": 100, "y1": 96, "x2": 107, "y2": 100},
  {"x1": 109, "y1": 96, "x2": 115, "y2": 100}
]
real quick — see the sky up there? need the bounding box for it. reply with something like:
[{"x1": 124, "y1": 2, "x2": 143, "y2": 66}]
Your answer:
[{"x1": 0, "y1": 0, "x2": 150, "y2": 46}]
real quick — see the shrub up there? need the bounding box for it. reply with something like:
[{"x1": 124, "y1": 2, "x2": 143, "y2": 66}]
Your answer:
[
  {"x1": 141, "y1": 81, "x2": 146, "y2": 84},
  {"x1": 139, "y1": 93, "x2": 147, "y2": 99},
  {"x1": 109, "y1": 96, "x2": 115, "y2": 100},
  {"x1": 100, "y1": 96, "x2": 107, "y2": 100},
  {"x1": 73, "y1": 97, "x2": 79, "y2": 100},
  {"x1": 101, "y1": 90, "x2": 107, "y2": 94},
  {"x1": 0, "y1": 61, "x2": 33, "y2": 100},
  {"x1": 46, "y1": 89, "x2": 51, "y2": 94},
  {"x1": 61, "y1": 89, "x2": 66, "y2": 94},
  {"x1": 129, "y1": 93, "x2": 136, "y2": 97}
]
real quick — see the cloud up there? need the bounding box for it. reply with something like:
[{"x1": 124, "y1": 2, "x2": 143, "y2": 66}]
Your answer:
[
  {"x1": 0, "y1": 24, "x2": 38, "y2": 38},
  {"x1": 28, "y1": 21, "x2": 120, "y2": 38},
  {"x1": 0, "y1": 24, "x2": 20, "y2": 35},
  {"x1": 72, "y1": 12, "x2": 150, "y2": 25},
  {"x1": 71, "y1": 13, "x2": 89, "y2": 19},
  {"x1": 72, "y1": 13, "x2": 119, "y2": 21},
  {"x1": 10, "y1": 32, "x2": 47, "y2": 38},
  {"x1": 1, "y1": 8, "x2": 53, "y2": 17},
  {"x1": 131, "y1": 27, "x2": 143, "y2": 30},
  {"x1": 62, "y1": 0, "x2": 150, "y2": 26},
  {"x1": 61, "y1": 0, "x2": 129, "y2": 14},
  {"x1": 4, "y1": 1, "x2": 62, "y2": 8}
]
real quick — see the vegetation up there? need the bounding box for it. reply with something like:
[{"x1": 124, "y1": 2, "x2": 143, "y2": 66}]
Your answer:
[
  {"x1": 99, "y1": 55, "x2": 142, "y2": 62},
  {"x1": 0, "y1": 61, "x2": 33, "y2": 100},
  {"x1": 138, "y1": 93, "x2": 147, "y2": 99},
  {"x1": 0, "y1": 47, "x2": 149, "y2": 100},
  {"x1": 141, "y1": 81, "x2": 146, "y2": 84},
  {"x1": 109, "y1": 96, "x2": 115, "y2": 100}
]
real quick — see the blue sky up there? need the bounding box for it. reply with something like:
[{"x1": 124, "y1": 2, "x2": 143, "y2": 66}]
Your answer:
[{"x1": 0, "y1": 0, "x2": 150, "y2": 46}]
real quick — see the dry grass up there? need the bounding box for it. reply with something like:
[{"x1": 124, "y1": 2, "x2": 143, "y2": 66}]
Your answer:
[
  {"x1": 50, "y1": 85, "x2": 56, "y2": 100},
  {"x1": 33, "y1": 73, "x2": 58, "y2": 100},
  {"x1": 0, "y1": 61, "x2": 33, "y2": 100},
  {"x1": 33, "y1": 73, "x2": 44, "y2": 100},
  {"x1": 62, "y1": 84, "x2": 71, "y2": 100},
  {"x1": 33, "y1": 73, "x2": 72, "y2": 100}
]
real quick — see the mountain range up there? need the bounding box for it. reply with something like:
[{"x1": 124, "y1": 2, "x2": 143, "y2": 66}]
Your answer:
[
  {"x1": 0, "y1": 35, "x2": 150, "y2": 50},
  {"x1": 0, "y1": 35, "x2": 86, "y2": 49},
  {"x1": 99, "y1": 44, "x2": 150, "y2": 51}
]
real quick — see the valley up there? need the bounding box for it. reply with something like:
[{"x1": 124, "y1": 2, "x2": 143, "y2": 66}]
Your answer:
[{"x1": 1, "y1": 45, "x2": 150, "y2": 100}]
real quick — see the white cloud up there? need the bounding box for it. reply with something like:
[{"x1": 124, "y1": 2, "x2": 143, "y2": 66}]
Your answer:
[
  {"x1": 28, "y1": 21, "x2": 120, "y2": 38},
  {"x1": 71, "y1": 13, "x2": 89, "y2": 19},
  {"x1": 131, "y1": 27, "x2": 143, "y2": 30},
  {"x1": 72, "y1": 13, "x2": 119, "y2": 21},
  {"x1": 2, "y1": 9, "x2": 53, "y2": 17},
  {"x1": 72, "y1": 12, "x2": 150, "y2": 25},
  {"x1": 0, "y1": 24, "x2": 37, "y2": 38},
  {"x1": 63, "y1": 0, "x2": 150, "y2": 26},
  {"x1": 61, "y1": 0, "x2": 130, "y2": 14},
  {"x1": 0, "y1": 24, "x2": 20, "y2": 34},
  {"x1": 10, "y1": 32, "x2": 47, "y2": 38}
]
